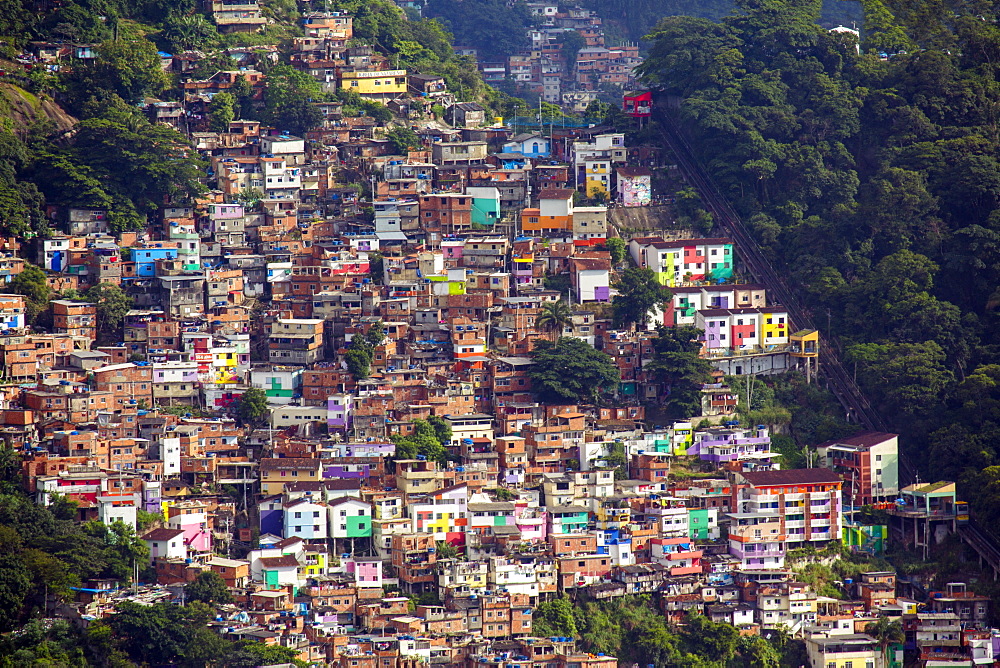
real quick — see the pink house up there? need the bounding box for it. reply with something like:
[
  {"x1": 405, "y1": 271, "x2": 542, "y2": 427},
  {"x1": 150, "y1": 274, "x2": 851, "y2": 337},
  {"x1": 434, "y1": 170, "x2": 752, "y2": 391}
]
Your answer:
[
  {"x1": 345, "y1": 556, "x2": 383, "y2": 588},
  {"x1": 442, "y1": 240, "x2": 464, "y2": 264},
  {"x1": 650, "y1": 536, "x2": 703, "y2": 576},
  {"x1": 167, "y1": 511, "x2": 212, "y2": 553}
]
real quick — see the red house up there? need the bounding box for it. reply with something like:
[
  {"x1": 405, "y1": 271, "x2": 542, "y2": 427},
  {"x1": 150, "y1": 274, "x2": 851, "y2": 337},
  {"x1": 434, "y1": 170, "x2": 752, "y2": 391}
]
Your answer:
[{"x1": 623, "y1": 90, "x2": 652, "y2": 117}]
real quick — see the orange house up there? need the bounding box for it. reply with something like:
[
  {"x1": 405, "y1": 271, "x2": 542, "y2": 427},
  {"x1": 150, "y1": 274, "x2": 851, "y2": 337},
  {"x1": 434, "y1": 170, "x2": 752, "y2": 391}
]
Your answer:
[{"x1": 521, "y1": 189, "x2": 574, "y2": 233}]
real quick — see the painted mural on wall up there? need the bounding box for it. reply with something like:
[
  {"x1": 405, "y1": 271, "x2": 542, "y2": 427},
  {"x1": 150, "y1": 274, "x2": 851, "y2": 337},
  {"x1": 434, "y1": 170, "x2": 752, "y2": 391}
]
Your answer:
[{"x1": 620, "y1": 175, "x2": 651, "y2": 207}]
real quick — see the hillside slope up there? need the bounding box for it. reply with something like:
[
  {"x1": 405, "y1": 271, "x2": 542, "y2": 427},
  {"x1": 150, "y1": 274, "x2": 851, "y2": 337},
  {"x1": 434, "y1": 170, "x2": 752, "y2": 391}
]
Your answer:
[{"x1": 0, "y1": 82, "x2": 77, "y2": 137}]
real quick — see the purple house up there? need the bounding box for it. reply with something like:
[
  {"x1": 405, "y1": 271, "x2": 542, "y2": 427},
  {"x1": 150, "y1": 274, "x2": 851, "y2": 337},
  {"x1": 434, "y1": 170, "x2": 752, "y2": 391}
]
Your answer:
[
  {"x1": 702, "y1": 318, "x2": 725, "y2": 348},
  {"x1": 327, "y1": 393, "x2": 355, "y2": 431},
  {"x1": 258, "y1": 495, "x2": 284, "y2": 536},
  {"x1": 323, "y1": 458, "x2": 378, "y2": 480}
]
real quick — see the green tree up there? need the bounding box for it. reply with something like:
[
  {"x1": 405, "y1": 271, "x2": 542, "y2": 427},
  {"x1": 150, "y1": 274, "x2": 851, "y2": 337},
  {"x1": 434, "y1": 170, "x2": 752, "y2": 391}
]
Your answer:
[
  {"x1": 560, "y1": 30, "x2": 586, "y2": 67},
  {"x1": 160, "y1": 12, "x2": 219, "y2": 52},
  {"x1": 222, "y1": 640, "x2": 306, "y2": 667},
  {"x1": 435, "y1": 540, "x2": 458, "y2": 559},
  {"x1": 536, "y1": 299, "x2": 573, "y2": 339},
  {"x1": 424, "y1": 0, "x2": 534, "y2": 60},
  {"x1": 736, "y1": 634, "x2": 781, "y2": 668},
  {"x1": 386, "y1": 127, "x2": 421, "y2": 154},
  {"x1": 208, "y1": 92, "x2": 236, "y2": 134},
  {"x1": 427, "y1": 415, "x2": 452, "y2": 447},
  {"x1": 847, "y1": 341, "x2": 954, "y2": 416},
  {"x1": 391, "y1": 418, "x2": 449, "y2": 464},
  {"x1": 82, "y1": 520, "x2": 149, "y2": 583},
  {"x1": 645, "y1": 325, "x2": 713, "y2": 417},
  {"x1": 368, "y1": 251, "x2": 385, "y2": 284},
  {"x1": 605, "y1": 237, "x2": 626, "y2": 265},
  {"x1": 865, "y1": 616, "x2": 904, "y2": 666},
  {"x1": 528, "y1": 337, "x2": 620, "y2": 404},
  {"x1": 236, "y1": 187, "x2": 264, "y2": 209},
  {"x1": 612, "y1": 267, "x2": 669, "y2": 330},
  {"x1": 32, "y1": 104, "x2": 206, "y2": 232},
  {"x1": 345, "y1": 347, "x2": 373, "y2": 380},
  {"x1": 84, "y1": 283, "x2": 134, "y2": 337},
  {"x1": 262, "y1": 65, "x2": 323, "y2": 136},
  {"x1": 533, "y1": 595, "x2": 578, "y2": 638},
  {"x1": 0, "y1": 551, "x2": 31, "y2": 631},
  {"x1": 236, "y1": 387, "x2": 270, "y2": 427},
  {"x1": 62, "y1": 38, "x2": 169, "y2": 113},
  {"x1": 105, "y1": 601, "x2": 204, "y2": 665},
  {"x1": 185, "y1": 570, "x2": 234, "y2": 605},
  {"x1": 230, "y1": 73, "x2": 255, "y2": 119}
]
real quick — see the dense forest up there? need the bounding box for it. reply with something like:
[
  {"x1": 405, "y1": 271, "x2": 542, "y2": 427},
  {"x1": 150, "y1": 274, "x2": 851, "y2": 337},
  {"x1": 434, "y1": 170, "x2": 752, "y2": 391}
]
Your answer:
[
  {"x1": 636, "y1": 0, "x2": 1000, "y2": 524},
  {"x1": 581, "y1": 0, "x2": 862, "y2": 44}
]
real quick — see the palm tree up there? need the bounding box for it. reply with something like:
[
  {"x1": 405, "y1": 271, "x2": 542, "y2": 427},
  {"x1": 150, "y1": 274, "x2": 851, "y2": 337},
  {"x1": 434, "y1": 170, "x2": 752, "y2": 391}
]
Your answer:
[
  {"x1": 536, "y1": 299, "x2": 573, "y2": 340},
  {"x1": 865, "y1": 616, "x2": 904, "y2": 665}
]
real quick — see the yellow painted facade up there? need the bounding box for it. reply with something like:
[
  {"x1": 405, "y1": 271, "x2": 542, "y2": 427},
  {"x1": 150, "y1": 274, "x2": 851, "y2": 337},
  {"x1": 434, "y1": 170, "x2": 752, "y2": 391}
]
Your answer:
[
  {"x1": 340, "y1": 69, "x2": 407, "y2": 99},
  {"x1": 762, "y1": 313, "x2": 789, "y2": 342}
]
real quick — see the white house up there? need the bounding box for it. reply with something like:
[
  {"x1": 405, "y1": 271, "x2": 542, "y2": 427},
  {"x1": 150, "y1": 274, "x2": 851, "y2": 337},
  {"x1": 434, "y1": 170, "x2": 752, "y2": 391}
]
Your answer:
[
  {"x1": 160, "y1": 436, "x2": 181, "y2": 477},
  {"x1": 141, "y1": 527, "x2": 186, "y2": 564},
  {"x1": 328, "y1": 498, "x2": 374, "y2": 541}
]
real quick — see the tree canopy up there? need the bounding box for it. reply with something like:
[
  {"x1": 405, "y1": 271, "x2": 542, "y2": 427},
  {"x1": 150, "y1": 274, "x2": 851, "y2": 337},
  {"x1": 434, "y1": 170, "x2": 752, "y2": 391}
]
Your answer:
[
  {"x1": 612, "y1": 267, "x2": 670, "y2": 330},
  {"x1": 528, "y1": 337, "x2": 620, "y2": 404}
]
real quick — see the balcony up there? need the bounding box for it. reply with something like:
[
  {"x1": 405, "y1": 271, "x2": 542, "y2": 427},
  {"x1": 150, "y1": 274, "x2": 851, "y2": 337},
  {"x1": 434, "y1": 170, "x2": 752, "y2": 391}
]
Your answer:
[{"x1": 736, "y1": 548, "x2": 784, "y2": 558}]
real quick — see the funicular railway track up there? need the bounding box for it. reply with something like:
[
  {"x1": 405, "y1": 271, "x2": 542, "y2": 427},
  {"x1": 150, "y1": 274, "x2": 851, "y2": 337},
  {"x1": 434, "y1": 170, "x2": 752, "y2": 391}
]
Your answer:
[
  {"x1": 650, "y1": 96, "x2": 1000, "y2": 577},
  {"x1": 650, "y1": 105, "x2": 916, "y2": 484}
]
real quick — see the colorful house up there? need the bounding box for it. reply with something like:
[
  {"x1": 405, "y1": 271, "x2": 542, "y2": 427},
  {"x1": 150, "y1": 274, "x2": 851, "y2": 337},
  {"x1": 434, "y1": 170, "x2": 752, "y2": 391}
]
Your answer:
[
  {"x1": 329, "y1": 498, "x2": 373, "y2": 540},
  {"x1": 694, "y1": 307, "x2": 790, "y2": 351},
  {"x1": 283, "y1": 498, "x2": 329, "y2": 541},
  {"x1": 466, "y1": 186, "x2": 501, "y2": 227},
  {"x1": 250, "y1": 365, "x2": 303, "y2": 404},
  {"x1": 521, "y1": 189, "x2": 574, "y2": 234},
  {"x1": 628, "y1": 236, "x2": 735, "y2": 286},
  {"x1": 338, "y1": 69, "x2": 407, "y2": 100},
  {"x1": 503, "y1": 133, "x2": 551, "y2": 158}
]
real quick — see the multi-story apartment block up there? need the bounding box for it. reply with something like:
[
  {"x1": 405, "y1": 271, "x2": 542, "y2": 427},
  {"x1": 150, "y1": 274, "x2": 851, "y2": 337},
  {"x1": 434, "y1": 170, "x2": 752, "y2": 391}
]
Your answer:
[
  {"x1": 269, "y1": 318, "x2": 324, "y2": 365},
  {"x1": 52, "y1": 300, "x2": 97, "y2": 340},
  {"x1": 206, "y1": 0, "x2": 267, "y2": 32},
  {"x1": 694, "y1": 307, "x2": 791, "y2": 352},
  {"x1": 663, "y1": 285, "x2": 767, "y2": 326},
  {"x1": 339, "y1": 69, "x2": 407, "y2": 101},
  {"x1": 816, "y1": 431, "x2": 900, "y2": 507},
  {"x1": 629, "y1": 236, "x2": 735, "y2": 286},
  {"x1": 521, "y1": 189, "x2": 574, "y2": 235},
  {"x1": 731, "y1": 469, "x2": 843, "y2": 563}
]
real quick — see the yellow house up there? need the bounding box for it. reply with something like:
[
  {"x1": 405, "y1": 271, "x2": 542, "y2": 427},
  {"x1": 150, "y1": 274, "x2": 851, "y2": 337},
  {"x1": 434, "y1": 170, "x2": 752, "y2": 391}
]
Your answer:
[
  {"x1": 260, "y1": 458, "x2": 322, "y2": 496},
  {"x1": 584, "y1": 158, "x2": 611, "y2": 198},
  {"x1": 339, "y1": 69, "x2": 407, "y2": 100},
  {"x1": 302, "y1": 549, "x2": 328, "y2": 576},
  {"x1": 760, "y1": 309, "x2": 790, "y2": 343}
]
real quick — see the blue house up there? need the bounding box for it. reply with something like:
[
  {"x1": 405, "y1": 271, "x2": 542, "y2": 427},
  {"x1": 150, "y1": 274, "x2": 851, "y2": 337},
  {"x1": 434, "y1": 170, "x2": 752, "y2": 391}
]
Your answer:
[
  {"x1": 134, "y1": 246, "x2": 179, "y2": 277},
  {"x1": 503, "y1": 133, "x2": 551, "y2": 158}
]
